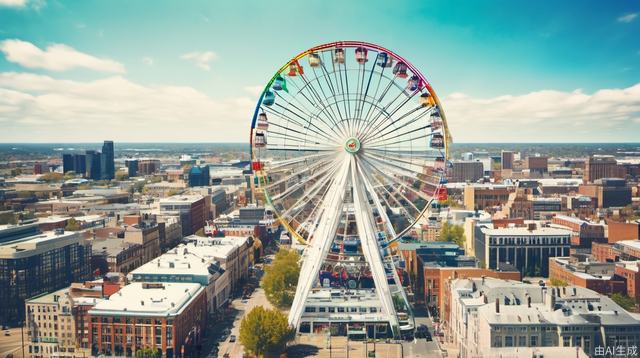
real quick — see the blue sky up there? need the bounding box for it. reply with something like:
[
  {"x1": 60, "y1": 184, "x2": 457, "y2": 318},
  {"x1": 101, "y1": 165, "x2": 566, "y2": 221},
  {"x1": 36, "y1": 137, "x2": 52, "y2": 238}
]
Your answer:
[{"x1": 0, "y1": 0, "x2": 638, "y2": 142}]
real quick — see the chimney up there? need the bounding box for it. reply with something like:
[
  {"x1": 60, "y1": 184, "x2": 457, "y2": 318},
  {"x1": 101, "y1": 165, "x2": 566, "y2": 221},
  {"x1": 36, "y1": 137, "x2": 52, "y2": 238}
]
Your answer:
[
  {"x1": 482, "y1": 276, "x2": 486, "y2": 284},
  {"x1": 550, "y1": 290, "x2": 556, "y2": 310},
  {"x1": 495, "y1": 298, "x2": 500, "y2": 313},
  {"x1": 528, "y1": 296, "x2": 531, "y2": 308},
  {"x1": 573, "y1": 287, "x2": 577, "y2": 296},
  {"x1": 141, "y1": 300, "x2": 144, "y2": 306}
]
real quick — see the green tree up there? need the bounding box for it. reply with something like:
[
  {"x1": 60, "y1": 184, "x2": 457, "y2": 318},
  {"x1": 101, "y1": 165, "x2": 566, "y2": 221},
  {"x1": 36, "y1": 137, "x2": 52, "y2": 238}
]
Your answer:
[
  {"x1": 135, "y1": 348, "x2": 160, "y2": 358},
  {"x1": 65, "y1": 218, "x2": 81, "y2": 231},
  {"x1": 239, "y1": 306, "x2": 294, "y2": 358},
  {"x1": 63, "y1": 171, "x2": 77, "y2": 180},
  {"x1": 549, "y1": 278, "x2": 568, "y2": 287},
  {"x1": 0, "y1": 212, "x2": 17, "y2": 225},
  {"x1": 115, "y1": 171, "x2": 129, "y2": 181},
  {"x1": 611, "y1": 293, "x2": 635, "y2": 311},
  {"x1": 439, "y1": 222, "x2": 465, "y2": 247},
  {"x1": 40, "y1": 172, "x2": 64, "y2": 182},
  {"x1": 262, "y1": 249, "x2": 300, "y2": 308}
]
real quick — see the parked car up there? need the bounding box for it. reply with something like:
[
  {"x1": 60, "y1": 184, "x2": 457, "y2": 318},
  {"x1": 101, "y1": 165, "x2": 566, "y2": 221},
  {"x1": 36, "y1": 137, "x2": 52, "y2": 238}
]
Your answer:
[{"x1": 229, "y1": 335, "x2": 236, "y2": 343}]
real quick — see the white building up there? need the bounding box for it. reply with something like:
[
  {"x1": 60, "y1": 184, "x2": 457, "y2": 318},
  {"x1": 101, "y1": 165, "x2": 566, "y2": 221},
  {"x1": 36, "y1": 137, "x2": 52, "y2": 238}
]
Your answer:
[
  {"x1": 448, "y1": 277, "x2": 640, "y2": 358},
  {"x1": 129, "y1": 244, "x2": 230, "y2": 313}
]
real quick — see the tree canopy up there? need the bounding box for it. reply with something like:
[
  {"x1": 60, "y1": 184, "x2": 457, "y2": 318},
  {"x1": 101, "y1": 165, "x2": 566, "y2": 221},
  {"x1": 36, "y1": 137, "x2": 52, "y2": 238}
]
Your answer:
[
  {"x1": 549, "y1": 277, "x2": 568, "y2": 287},
  {"x1": 611, "y1": 293, "x2": 636, "y2": 311},
  {"x1": 239, "y1": 306, "x2": 294, "y2": 358},
  {"x1": 65, "y1": 218, "x2": 81, "y2": 231},
  {"x1": 439, "y1": 222, "x2": 465, "y2": 247},
  {"x1": 262, "y1": 249, "x2": 300, "y2": 308}
]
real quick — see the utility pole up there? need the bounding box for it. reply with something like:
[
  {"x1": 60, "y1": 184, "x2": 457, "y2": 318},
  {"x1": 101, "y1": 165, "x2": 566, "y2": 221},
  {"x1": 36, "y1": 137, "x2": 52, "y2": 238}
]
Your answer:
[{"x1": 21, "y1": 321, "x2": 25, "y2": 358}]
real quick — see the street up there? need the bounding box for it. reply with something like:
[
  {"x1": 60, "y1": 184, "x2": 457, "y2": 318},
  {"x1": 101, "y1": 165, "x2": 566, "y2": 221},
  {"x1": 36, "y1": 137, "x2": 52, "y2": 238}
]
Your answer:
[
  {"x1": 402, "y1": 306, "x2": 444, "y2": 358},
  {"x1": 0, "y1": 327, "x2": 27, "y2": 358}
]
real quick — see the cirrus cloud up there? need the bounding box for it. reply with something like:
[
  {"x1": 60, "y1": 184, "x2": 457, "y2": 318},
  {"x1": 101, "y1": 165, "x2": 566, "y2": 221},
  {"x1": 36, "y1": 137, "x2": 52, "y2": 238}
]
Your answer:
[
  {"x1": 617, "y1": 13, "x2": 638, "y2": 23},
  {"x1": 0, "y1": 39, "x2": 125, "y2": 73},
  {"x1": 180, "y1": 51, "x2": 217, "y2": 71}
]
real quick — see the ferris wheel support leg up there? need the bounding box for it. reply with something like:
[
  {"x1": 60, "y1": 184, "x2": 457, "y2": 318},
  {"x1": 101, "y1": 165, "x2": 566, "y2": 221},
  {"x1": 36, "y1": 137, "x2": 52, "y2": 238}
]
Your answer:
[
  {"x1": 288, "y1": 155, "x2": 351, "y2": 328},
  {"x1": 349, "y1": 157, "x2": 401, "y2": 337},
  {"x1": 356, "y1": 163, "x2": 415, "y2": 331}
]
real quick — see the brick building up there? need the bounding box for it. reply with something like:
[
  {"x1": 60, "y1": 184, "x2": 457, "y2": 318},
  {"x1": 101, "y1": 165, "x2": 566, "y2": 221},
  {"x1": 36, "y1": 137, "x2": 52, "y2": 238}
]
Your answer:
[{"x1": 88, "y1": 282, "x2": 206, "y2": 357}]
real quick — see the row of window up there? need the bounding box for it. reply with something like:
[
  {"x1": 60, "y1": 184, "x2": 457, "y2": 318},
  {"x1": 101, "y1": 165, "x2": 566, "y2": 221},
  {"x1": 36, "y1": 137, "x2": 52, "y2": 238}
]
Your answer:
[{"x1": 304, "y1": 306, "x2": 378, "y2": 314}]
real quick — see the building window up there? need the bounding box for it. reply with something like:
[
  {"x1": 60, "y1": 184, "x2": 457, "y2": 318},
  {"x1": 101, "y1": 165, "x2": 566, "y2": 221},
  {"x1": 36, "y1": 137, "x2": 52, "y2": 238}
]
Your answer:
[
  {"x1": 493, "y1": 336, "x2": 502, "y2": 347},
  {"x1": 519, "y1": 336, "x2": 526, "y2": 346},
  {"x1": 531, "y1": 336, "x2": 538, "y2": 347},
  {"x1": 505, "y1": 336, "x2": 513, "y2": 347},
  {"x1": 563, "y1": 336, "x2": 570, "y2": 346}
]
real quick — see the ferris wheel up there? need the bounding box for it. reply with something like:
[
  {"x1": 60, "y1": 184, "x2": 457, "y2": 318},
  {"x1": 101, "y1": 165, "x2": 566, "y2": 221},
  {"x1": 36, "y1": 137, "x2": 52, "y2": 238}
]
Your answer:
[{"x1": 249, "y1": 41, "x2": 452, "y2": 333}]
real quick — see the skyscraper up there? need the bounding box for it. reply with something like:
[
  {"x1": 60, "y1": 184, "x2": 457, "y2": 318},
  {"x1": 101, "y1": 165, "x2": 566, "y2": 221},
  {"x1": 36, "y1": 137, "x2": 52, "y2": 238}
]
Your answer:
[
  {"x1": 62, "y1": 153, "x2": 74, "y2": 173},
  {"x1": 85, "y1": 150, "x2": 102, "y2": 180},
  {"x1": 501, "y1": 150, "x2": 514, "y2": 170},
  {"x1": 62, "y1": 153, "x2": 87, "y2": 174},
  {"x1": 101, "y1": 140, "x2": 115, "y2": 180}
]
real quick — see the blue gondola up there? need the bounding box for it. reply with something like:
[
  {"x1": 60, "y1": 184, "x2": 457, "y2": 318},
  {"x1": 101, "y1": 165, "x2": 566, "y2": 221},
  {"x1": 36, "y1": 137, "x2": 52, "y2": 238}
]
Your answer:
[
  {"x1": 272, "y1": 75, "x2": 284, "y2": 91},
  {"x1": 376, "y1": 52, "x2": 393, "y2": 68},
  {"x1": 262, "y1": 91, "x2": 275, "y2": 106}
]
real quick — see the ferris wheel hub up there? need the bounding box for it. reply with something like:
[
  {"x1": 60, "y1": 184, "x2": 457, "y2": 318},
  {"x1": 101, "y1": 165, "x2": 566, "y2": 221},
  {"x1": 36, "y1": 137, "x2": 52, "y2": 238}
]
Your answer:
[{"x1": 344, "y1": 137, "x2": 361, "y2": 154}]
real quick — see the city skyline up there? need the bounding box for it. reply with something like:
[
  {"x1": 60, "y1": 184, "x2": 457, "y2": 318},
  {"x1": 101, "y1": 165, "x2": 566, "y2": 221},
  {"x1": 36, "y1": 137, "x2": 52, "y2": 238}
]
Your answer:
[{"x1": 0, "y1": 0, "x2": 639, "y2": 143}]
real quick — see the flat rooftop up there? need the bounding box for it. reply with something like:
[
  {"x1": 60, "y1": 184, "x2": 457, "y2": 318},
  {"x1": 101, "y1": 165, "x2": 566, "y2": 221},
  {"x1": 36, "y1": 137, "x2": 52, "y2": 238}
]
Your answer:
[
  {"x1": 0, "y1": 230, "x2": 81, "y2": 259},
  {"x1": 482, "y1": 226, "x2": 571, "y2": 237},
  {"x1": 89, "y1": 282, "x2": 203, "y2": 317}
]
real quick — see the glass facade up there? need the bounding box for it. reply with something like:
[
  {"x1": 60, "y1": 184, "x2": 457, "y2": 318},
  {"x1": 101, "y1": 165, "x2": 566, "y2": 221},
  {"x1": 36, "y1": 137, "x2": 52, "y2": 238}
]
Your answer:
[{"x1": 0, "y1": 241, "x2": 92, "y2": 325}]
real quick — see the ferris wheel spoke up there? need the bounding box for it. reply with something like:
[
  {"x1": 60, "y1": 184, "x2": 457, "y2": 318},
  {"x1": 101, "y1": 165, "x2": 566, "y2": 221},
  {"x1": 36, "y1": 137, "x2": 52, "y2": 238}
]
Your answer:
[
  {"x1": 282, "y1": 170, "x2": 338, "y2": 231},
  {"x1": 310, "y1": 66, "x2": 348, "y2": 136},
  {"x1": 283, "y1": 78, "x2": 344, "y2": 135},
  {"x1": 364, "y1": 123, "x2": 432, "y2": 148},
  {"x1": 269, "y1": 161, "x2": 338, "y2": 203},
  {"x1": 332, "y1": 61, "x2": 350, "y2": 131},
  {"x1": 269, "y1": 152, "x2": 336, "y2": 173},
  {"x1": 271, "y1": 96, "x2": 341, "y2": 142},
  {"x1": 294, "y1": 75, "x2": 350, "y2": 139},
  {"x1": 361, "y1": 68, "x2": 387, "y2": 129},
  {"x1": 361, "y1": 151, "x2": 440, "y2": 187},
  {"x1": 358, "y1": 90, "x2": 407, "y2": 141},
  {"x1": 361, "y1": 157, "x2": 437, "y2": 207},
  {"x1": 319, "y1": 52, "x2": 345, "y2": 122},
  {"x1": 360, "y1": 89, "x2": 420, "y2": 142},
  {"x1": 265, "y1": 155, "x2": 337, "y2": 192},
  {"x1": 367, "y1": 105, "x2": 432, "y2": 143},
  {"x1": 355, "y1": 58, "x2": 379, "y2": 135}
]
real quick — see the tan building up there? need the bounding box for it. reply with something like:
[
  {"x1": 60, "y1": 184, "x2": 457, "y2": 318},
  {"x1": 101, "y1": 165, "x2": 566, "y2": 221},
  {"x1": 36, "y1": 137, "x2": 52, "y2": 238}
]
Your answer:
[
  {"x1": 463, "y1": 184, "x2": 513, "y2": 212},
  {"x1": 123, "y1": 222, "x2": 161, "y2": 265},
  {"x1": 584, "y1": 155, "x2": 619, "y2": 183}
]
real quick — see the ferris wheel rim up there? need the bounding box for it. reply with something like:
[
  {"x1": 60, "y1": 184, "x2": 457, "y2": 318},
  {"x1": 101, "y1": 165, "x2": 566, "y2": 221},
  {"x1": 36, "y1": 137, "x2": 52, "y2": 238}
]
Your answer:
[{"x1": 250, "y1": 40, "x2": 452, "y2": 245}]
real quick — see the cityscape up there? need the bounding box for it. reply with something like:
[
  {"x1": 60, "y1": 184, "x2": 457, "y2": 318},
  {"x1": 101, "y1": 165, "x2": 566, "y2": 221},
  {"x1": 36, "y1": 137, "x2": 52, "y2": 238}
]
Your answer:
[{"x1": 1, "y1": 1, "x2": 640, "y2": 358}]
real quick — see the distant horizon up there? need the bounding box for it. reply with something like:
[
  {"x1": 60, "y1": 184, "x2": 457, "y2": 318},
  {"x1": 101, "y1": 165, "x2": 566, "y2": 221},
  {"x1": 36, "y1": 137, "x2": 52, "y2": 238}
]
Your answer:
[{"x1": 1, "y1": 141, "x2": 640, "y2": 145}]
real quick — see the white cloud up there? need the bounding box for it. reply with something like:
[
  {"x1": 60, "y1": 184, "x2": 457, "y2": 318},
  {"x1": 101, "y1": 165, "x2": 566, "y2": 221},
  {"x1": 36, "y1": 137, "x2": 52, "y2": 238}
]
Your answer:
[
  {"x1": 442, "y1": 84, "x2": 640, "y2": 142},
  {"x1": 141, "y1": 57, "x2": 154, "y2": 66},
  {"x1": 0, "y1": 72, "x2": 253, "y2": 142},
  {"x1": 243, "y1": 85, "x2": 263, "y2": 97},
  {"x1": 618, "y1": 13, "x2": 638, "y2": 23},
  {"x1": 181, "y1": 51, "x2": 217, "y2": 71},
  {"x1": 0, "y1": 0, "x2": 27, "y2": 7},
  {"x1": 0, "y1": 39, "x2": 125, "y2": 73}
]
